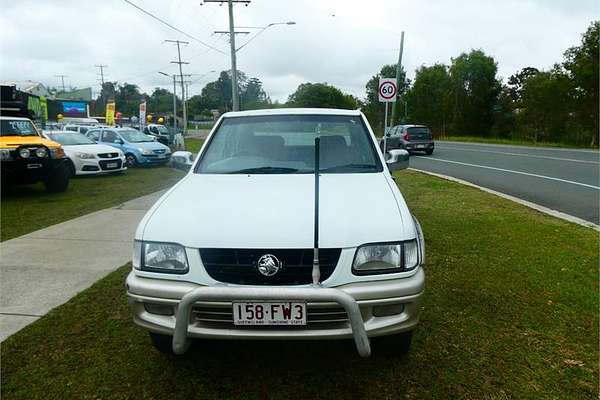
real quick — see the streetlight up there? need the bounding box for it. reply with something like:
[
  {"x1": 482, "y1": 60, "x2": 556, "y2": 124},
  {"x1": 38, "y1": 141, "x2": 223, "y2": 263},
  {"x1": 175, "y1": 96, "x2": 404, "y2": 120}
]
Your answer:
[
  {"x1": 158, "y1": 71, "x2": 177, "y2": 132},
  {"x1": 235, "y1": 21, "x2": 296, "y2": 52}
]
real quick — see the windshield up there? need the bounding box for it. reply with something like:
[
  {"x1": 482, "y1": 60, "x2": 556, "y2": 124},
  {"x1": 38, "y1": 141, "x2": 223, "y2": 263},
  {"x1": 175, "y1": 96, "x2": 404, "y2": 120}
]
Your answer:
[
  {"x1": 119, "y1": 129, "x2": 154, "y2": 143},
  {"x1": 156, "y1": 126, "x2": 169, "y2": 134},
  {"x1": 47, "y1": 132, "x2": 95, "y2": 145},
  {"x1": 0, "y1": 119, "x2": 40, "y2": 137},
  {"x1": 195, "y1": 114, "x2": 382, "y2": 174}
]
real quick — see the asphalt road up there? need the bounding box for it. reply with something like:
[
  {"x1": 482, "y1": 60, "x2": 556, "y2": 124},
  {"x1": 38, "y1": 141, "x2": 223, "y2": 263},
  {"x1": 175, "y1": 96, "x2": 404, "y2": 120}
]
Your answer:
[{"x1": 409, "y1": 141, "x2": 600, "y2": 225}]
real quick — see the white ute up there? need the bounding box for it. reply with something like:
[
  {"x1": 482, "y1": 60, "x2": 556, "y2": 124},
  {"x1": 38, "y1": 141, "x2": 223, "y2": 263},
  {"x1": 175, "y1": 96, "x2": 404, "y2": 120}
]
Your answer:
[{"x1": 126, "y1": 108, "x2": 425, "y2": 357}]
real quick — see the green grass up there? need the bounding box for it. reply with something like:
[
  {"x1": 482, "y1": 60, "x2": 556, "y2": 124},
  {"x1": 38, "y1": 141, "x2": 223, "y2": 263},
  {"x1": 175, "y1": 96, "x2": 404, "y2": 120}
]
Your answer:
[
  {"x1": 2, "y1": 170, "x2": 598, "y2": 399},
  {"x1": 437, "y1": 135, "x2": 597, "y2": 149},
  {"x1": 1, "y1": 167, "x2": 184, "y2": 241},
  {"x1": 185, "y1": 137, "x2": 205, "y2": 154}
]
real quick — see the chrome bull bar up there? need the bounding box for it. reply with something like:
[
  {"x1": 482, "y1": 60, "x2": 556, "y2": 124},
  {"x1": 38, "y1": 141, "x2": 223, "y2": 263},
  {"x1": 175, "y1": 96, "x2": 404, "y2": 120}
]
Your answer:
[{"x1": 173, "y1": 285, "x2": 372, "y2": 357}]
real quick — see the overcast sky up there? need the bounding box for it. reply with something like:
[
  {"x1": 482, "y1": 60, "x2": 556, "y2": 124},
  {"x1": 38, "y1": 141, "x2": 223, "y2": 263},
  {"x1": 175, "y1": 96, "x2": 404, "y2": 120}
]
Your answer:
[{"x1": 0, "y1": 0, "x2": 597, "y2": 102}]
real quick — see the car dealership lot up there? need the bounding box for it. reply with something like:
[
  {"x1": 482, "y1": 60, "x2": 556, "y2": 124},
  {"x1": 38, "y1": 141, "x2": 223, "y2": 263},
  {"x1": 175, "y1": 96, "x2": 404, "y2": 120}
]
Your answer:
[
  {"x1": 1, "y1": 170, "x2": 597, "y2": 400},
  {"x1": 411, "y1": 141, "x2": 600, "y2": 224}
]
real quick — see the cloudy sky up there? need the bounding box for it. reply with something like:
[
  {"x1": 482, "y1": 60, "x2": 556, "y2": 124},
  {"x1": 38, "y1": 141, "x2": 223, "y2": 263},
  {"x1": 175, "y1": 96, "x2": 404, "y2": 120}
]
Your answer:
[{"x1": 0, "y1": 0, "x2": 597, "y2": 102}]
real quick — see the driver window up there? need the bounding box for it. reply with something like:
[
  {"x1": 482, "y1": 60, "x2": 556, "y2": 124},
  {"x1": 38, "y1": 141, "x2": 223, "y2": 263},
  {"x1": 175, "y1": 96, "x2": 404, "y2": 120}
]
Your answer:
[{"x1": 103, "y1": 130, "x2": 118, "y2": 142}]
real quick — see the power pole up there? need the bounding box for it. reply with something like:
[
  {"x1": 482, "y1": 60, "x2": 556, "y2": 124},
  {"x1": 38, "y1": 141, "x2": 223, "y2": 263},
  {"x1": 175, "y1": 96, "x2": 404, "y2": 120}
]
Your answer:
[
  {"x1": 172, "y1": 75, "x2": 177, "y2": 133},
  {"x1": 204, "y1": 0, "x2": 251, "y2": 111},
  {"x1": 390, "y1": 31, "x2": 405, "y2": 126},
  {"x1": 165, "y1": 39, "x2": 190, "y2": 134},
  {"x1": 54, "y1": 75, "x2": 67, "y2": 93},
  {"x1": 95, "y1": 64, "x2": 108, "y2": 85}
]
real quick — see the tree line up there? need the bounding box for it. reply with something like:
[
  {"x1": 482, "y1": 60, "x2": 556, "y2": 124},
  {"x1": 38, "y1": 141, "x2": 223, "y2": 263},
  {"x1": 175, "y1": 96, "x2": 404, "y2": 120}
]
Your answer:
[{"x1": 91, "y1": 21, "x2": 597, "y2": 147}]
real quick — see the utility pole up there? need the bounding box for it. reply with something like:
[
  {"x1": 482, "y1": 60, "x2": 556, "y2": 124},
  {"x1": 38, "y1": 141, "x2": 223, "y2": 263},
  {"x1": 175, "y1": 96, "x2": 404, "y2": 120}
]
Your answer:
[
  {"x1": 95, "y1": 64, "x2": 108, "y2": 85},
  {"x1": 54, "y1": 75, "x2": 67, "y2": 93},
  {"x1": 204, "y1": 0, "x2": 251, "y2": 111},
  {"x1": 165, "y1": 39, "x2": 190, "y2": 134},
  {"x1": 390, "y1": 31, "x2": 405, "y2": 126}
]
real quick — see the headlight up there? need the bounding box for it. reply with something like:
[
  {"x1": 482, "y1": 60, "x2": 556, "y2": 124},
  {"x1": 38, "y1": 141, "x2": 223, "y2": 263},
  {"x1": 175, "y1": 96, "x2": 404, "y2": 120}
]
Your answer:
[
  {"x1": 133, "y1": 241, "x2": 188, "y2": 274},
  {"x1": 76, "y1": 152, "x2": 95, "y2": 159},
  {"x1": 352, "y1": 240, "x2": 420, "y2": 275},
  {"x1": 0, "y1": 149, "x2": 13, "y2": 161},
  {"x1": 139, "y1": 148, "x2": 153, "y2": 155},
  {"x1": 19, "y1": 148, "x2": 30, "y2": 158},
  {"x1": 35, "y1": 147, "x2": 47, "y2": 158}
]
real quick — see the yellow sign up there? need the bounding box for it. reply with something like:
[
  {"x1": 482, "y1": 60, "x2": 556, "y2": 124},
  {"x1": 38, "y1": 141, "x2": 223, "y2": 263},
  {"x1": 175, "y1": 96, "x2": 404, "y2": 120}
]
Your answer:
[{"x1": 106, "y1": 101, "x2": 116, "y2": 126}]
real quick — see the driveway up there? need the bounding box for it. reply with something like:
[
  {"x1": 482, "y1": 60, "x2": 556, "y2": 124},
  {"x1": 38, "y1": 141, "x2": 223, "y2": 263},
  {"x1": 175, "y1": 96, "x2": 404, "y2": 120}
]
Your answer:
[
  {"x1": 410, "y1": 141, "x2": 600, "y2": 224},
  {"x1": 0, "y1": 191, "x2": 163, "y2": 341}
]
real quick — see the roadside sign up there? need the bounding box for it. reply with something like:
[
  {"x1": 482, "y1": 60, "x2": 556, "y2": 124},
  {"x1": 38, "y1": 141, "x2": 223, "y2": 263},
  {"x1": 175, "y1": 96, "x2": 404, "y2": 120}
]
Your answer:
[
  {"x1": 378, "y1": 78, "x2": 397, "y2": 102},
  {"x1": 139, "y1": 101, "x2": 146, "y2": 131}
]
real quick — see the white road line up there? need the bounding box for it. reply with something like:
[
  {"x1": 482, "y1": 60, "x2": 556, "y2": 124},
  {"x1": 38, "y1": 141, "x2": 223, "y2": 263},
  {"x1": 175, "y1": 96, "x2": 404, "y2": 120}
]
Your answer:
[
  {"x1": 435, "y1": 145, "x2": 599, "y2": 164},
  {"x1": 414, "y1": 156, "x2": 600, "y2": 190},
  {"x1": 439, "y1": 140, "x2": 600, "y2": 154},
  {"x1": 409, "y1": 168, "x2": 600, "y2": 231}
]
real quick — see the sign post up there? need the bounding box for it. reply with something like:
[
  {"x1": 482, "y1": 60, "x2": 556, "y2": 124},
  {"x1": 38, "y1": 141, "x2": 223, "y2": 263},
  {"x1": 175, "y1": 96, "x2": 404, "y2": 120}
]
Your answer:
[
  {"x1": 139, "y1": 101, "x2": 147, "y2": 132},
  {"x1": 378, "y1": 78, "x2": 398, "y2": 154}
]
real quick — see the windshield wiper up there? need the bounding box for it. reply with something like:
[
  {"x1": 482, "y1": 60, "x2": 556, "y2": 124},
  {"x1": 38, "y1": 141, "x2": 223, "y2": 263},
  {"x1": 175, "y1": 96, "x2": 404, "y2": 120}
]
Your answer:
[
  {"x1": 228, "y1": 166, "x2": 300, "y2": 174},
  {"x1": 319, "y1": 163, "x2": 378, "y2": 172}
]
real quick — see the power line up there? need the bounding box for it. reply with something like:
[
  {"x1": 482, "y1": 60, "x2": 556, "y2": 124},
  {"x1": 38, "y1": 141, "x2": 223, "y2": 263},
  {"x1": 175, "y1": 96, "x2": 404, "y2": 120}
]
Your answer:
[{"x1": 122, "y1": 0, "x2": 228, "y2": 55}]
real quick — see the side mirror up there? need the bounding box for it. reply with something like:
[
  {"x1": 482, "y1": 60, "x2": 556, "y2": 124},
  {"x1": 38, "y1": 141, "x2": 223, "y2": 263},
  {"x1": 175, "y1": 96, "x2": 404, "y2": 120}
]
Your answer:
[
  {"x1": 386, "y1": 149, "x2": 409, "y2": 171},
  {"x1": 385, "y1": 132, "x2": 391, "y2": 137},
  {"x1": 114, "y1": 139, "x2": 123, "y2": 144}
]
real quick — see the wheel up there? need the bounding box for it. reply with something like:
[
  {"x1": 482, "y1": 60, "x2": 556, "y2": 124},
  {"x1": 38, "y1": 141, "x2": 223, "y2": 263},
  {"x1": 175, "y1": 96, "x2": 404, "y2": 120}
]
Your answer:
[
  {"x1": 67, "y1": 160, "x2": 76, "y2": 177},
  {"x1": 44, "y1": 162, "x2": 70, "y2": 193},
  {"x1": 125, "y1": 153, "x2": 137, "y2": 168},
  {"x1": 425, "y1": 149, "x2": 434, "y2": 155},
  {"x1": 149, "y1": 332, "x2": 175, "y2": 354},
  {"x1": 372, "y1": 331, "x2": 413, "y2": 357}
]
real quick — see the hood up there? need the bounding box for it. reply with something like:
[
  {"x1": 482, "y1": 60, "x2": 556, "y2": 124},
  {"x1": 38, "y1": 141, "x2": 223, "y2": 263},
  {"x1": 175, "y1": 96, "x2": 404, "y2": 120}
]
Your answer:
[
  {"x1": 0, "y1": 136, "x2": 61, "y2": 149},
  {"x1": 140, "y1": 173, "x2": 415, "y2": 249},
  {"x1": 129, "y1": 140, "x2": 169, "y2": 151},
  {"x1": 62, "y1": 143, "x2": 121, "y2": 154}
]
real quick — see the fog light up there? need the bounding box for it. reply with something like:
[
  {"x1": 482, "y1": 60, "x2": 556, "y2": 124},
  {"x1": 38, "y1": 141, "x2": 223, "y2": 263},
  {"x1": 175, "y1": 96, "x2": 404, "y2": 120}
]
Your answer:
[
  {"x1": 144, "y1": 303, "x2": 174, "y2": 316},
  {"x1": 372, "y1": 304, "x2": 404, "y2": 317}
]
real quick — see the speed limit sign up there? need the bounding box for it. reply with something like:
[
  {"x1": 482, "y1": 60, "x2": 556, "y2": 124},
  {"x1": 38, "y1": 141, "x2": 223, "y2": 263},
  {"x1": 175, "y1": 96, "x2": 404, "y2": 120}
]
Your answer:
[{"x1": 378, "y1": 78, "x2": 397, "y2": 102}]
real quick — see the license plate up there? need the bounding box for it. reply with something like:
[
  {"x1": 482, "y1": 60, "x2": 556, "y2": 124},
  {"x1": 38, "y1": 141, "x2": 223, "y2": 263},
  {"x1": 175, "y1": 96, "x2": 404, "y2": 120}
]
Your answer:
[
  {"x1": 233, "y1": 302, "x2": 306, "y2": 326},
  {"x1": 417, "y1": 144, "x2": 426, "y2": 149},
  {"x1": 27, "y1": 163, "x2": 42, "y2": 169},
  {"x1": 106, "y1": 162, "x2": 118, "y2": 168},
  {"x1": 158, "y1": 154, "x2": 165, "y2": 159}
]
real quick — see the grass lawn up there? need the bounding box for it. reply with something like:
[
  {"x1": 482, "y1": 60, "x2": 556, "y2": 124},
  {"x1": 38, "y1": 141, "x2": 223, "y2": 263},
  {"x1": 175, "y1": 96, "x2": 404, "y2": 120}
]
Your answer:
[
  {"x1": 185, "y1": 137, "x2": 205, "y2": 154},
  {"x1": 437, "y1": 135, "x2": 597, "y2": 149},
  {"x1": 0, "y1": 167, "x2": 184, "y2": 241},
  {"x1": 1, "y1": 170, "x2": 598, "y2": 399}
]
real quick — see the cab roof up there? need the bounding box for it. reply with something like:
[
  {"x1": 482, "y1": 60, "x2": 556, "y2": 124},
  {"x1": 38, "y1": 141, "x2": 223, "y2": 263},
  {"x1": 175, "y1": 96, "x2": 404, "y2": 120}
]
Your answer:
[{"x1": 222, "y1": 108, "x2": 362, "y2": 118}]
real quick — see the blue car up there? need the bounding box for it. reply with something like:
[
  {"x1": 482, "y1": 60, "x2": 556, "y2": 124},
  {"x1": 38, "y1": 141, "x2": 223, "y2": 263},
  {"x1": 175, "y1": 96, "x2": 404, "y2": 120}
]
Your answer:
[{"x1": 86, "y1": 127, "x2": 171, "y2": 167}]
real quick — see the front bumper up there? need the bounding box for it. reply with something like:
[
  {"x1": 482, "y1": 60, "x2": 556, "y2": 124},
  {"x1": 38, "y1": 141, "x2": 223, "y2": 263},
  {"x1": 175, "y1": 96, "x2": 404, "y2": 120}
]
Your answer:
[
  {"x1": 73, "y1": 156, "x2": 127, "y2": 175},
  {"x1": 138, "y1": 154, "x2": 171, "y2": 165},
  {"x1": 126, "y1": 268, "x2": 424, "y2": 357}
]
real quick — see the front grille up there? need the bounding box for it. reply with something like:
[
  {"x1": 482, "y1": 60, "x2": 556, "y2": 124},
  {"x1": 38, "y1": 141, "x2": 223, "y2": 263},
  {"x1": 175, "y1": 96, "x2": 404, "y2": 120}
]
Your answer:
[
  {"x1": 99, "y1": 159, "x2": 122, "y2": 170},
  {"x1": 153, "y1": 149, "x2": 166, "y2": 154},
  {"x1": 200, "y1": 248, "x2": 341, "y2": 285},
  {"x1": 193, "y1": 304, "x2": 348, "y2": 329},
  {"x1": 97, "y1": 152, "x2": 120, "y2": 159}
]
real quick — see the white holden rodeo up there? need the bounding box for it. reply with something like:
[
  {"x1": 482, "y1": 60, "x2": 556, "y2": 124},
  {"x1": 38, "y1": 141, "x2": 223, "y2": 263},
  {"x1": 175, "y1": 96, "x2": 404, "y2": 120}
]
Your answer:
[{"x1": 126, "y1": 108, "x2": 425, "y2": 357}]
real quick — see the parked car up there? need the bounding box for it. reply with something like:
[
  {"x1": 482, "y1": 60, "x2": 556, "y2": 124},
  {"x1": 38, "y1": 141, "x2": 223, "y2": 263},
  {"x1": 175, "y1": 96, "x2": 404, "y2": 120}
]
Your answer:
[
  {"x1": 126, "y1": 108, "x2": 425, "y2": 358},
  {"x1": 0, "y1": 116, "x2": 70, "y2": 192},
  {"x1": 42, "y1": 131, "x2": 127, "y2": 176},
  {"x1": 86, "y1": 127, "x2": 171, "y2": 167},
  {"x1": 144, "y1": 124, "x2": 170, "y2": 146},
  {"x1": 382, "y1": 124, "x2": 434, "y2": 155},
  {"x1": 63, "y1": 124, "x2": 93, "y2": 135}
]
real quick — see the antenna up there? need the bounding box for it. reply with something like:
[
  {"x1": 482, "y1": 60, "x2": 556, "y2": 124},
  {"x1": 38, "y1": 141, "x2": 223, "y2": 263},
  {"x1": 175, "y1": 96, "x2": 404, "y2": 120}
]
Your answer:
[{"x1": 312, "y1": 137, "x2": 321, "y2": 285}]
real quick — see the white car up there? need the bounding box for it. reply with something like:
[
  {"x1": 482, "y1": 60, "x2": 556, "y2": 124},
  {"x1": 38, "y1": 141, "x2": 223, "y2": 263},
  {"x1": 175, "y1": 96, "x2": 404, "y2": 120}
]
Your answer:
[
  {"x1": 43, "y1": 131, "x2": 127, "y2": 175},
  {"x1": 126, "y1": 108, "x2": 425, "y2": 358}
]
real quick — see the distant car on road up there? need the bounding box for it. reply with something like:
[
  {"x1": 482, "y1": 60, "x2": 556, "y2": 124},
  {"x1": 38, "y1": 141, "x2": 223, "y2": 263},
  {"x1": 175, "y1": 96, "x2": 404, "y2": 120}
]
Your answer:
[
  {"x1": 86, "y1": 127, "x2": 171, "y2": 167},
  {"x1": 382, "y1": 124, "x2": 434, "y2": 155},
  {"x1": 43, "y1": 131, "x2": 127, "y2": 176}
]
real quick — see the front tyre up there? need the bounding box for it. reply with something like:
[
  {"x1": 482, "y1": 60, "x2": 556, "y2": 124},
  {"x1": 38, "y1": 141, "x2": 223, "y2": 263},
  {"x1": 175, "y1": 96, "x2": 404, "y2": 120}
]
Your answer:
[
  {"x1": 425, "y1": 149, "x2": 434, "y2": 155},
  {"x1": 372, "y1": 331, "x2": 413, "y2": 357},
  {"x1": 44, "y1": 162, "x2": 70, "y2": 193},
  {"x1": 125, "y1": 153, "x2": 137, "y2": 168}
]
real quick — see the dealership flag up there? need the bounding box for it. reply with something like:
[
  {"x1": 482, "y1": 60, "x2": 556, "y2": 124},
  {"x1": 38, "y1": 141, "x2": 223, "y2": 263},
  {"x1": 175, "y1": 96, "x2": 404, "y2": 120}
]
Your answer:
[
  {"x1": 139, "y1": 102, "x2": 147, "y2": 131},
  {"x1": 105, "y1": 101, "x2": 116, "y2": 126}
]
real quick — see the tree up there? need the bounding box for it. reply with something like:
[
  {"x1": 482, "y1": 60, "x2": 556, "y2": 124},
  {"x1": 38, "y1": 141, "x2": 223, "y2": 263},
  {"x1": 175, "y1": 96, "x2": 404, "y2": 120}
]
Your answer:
[
  {"x1": 114, "y1": 83, "x2": 144, "y2": 117},
  {"x1": 449, "y1": 50, "x2": 501, "y2": 136},
  {"x1": 507, "y1": 67, "x2": 539, "y2": 103},
  {"x1": 286, "y1": 83, "x2": 357, "y2": 109},
  {"x1": 148, "y1": 87, "x2": 180, "y2": 116},
  {"x1": 362, "y1": 64, "x2": 409, "y2": 132},
  {"x1": 563, "y1": 21, "x2": 599, "y2": 146},
  {"x1": 405, "y1": 64, "x2": 452, "y2": 136},
  {"x1": 241, "y1": 78, "x2": 271, "y2": 110}
]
